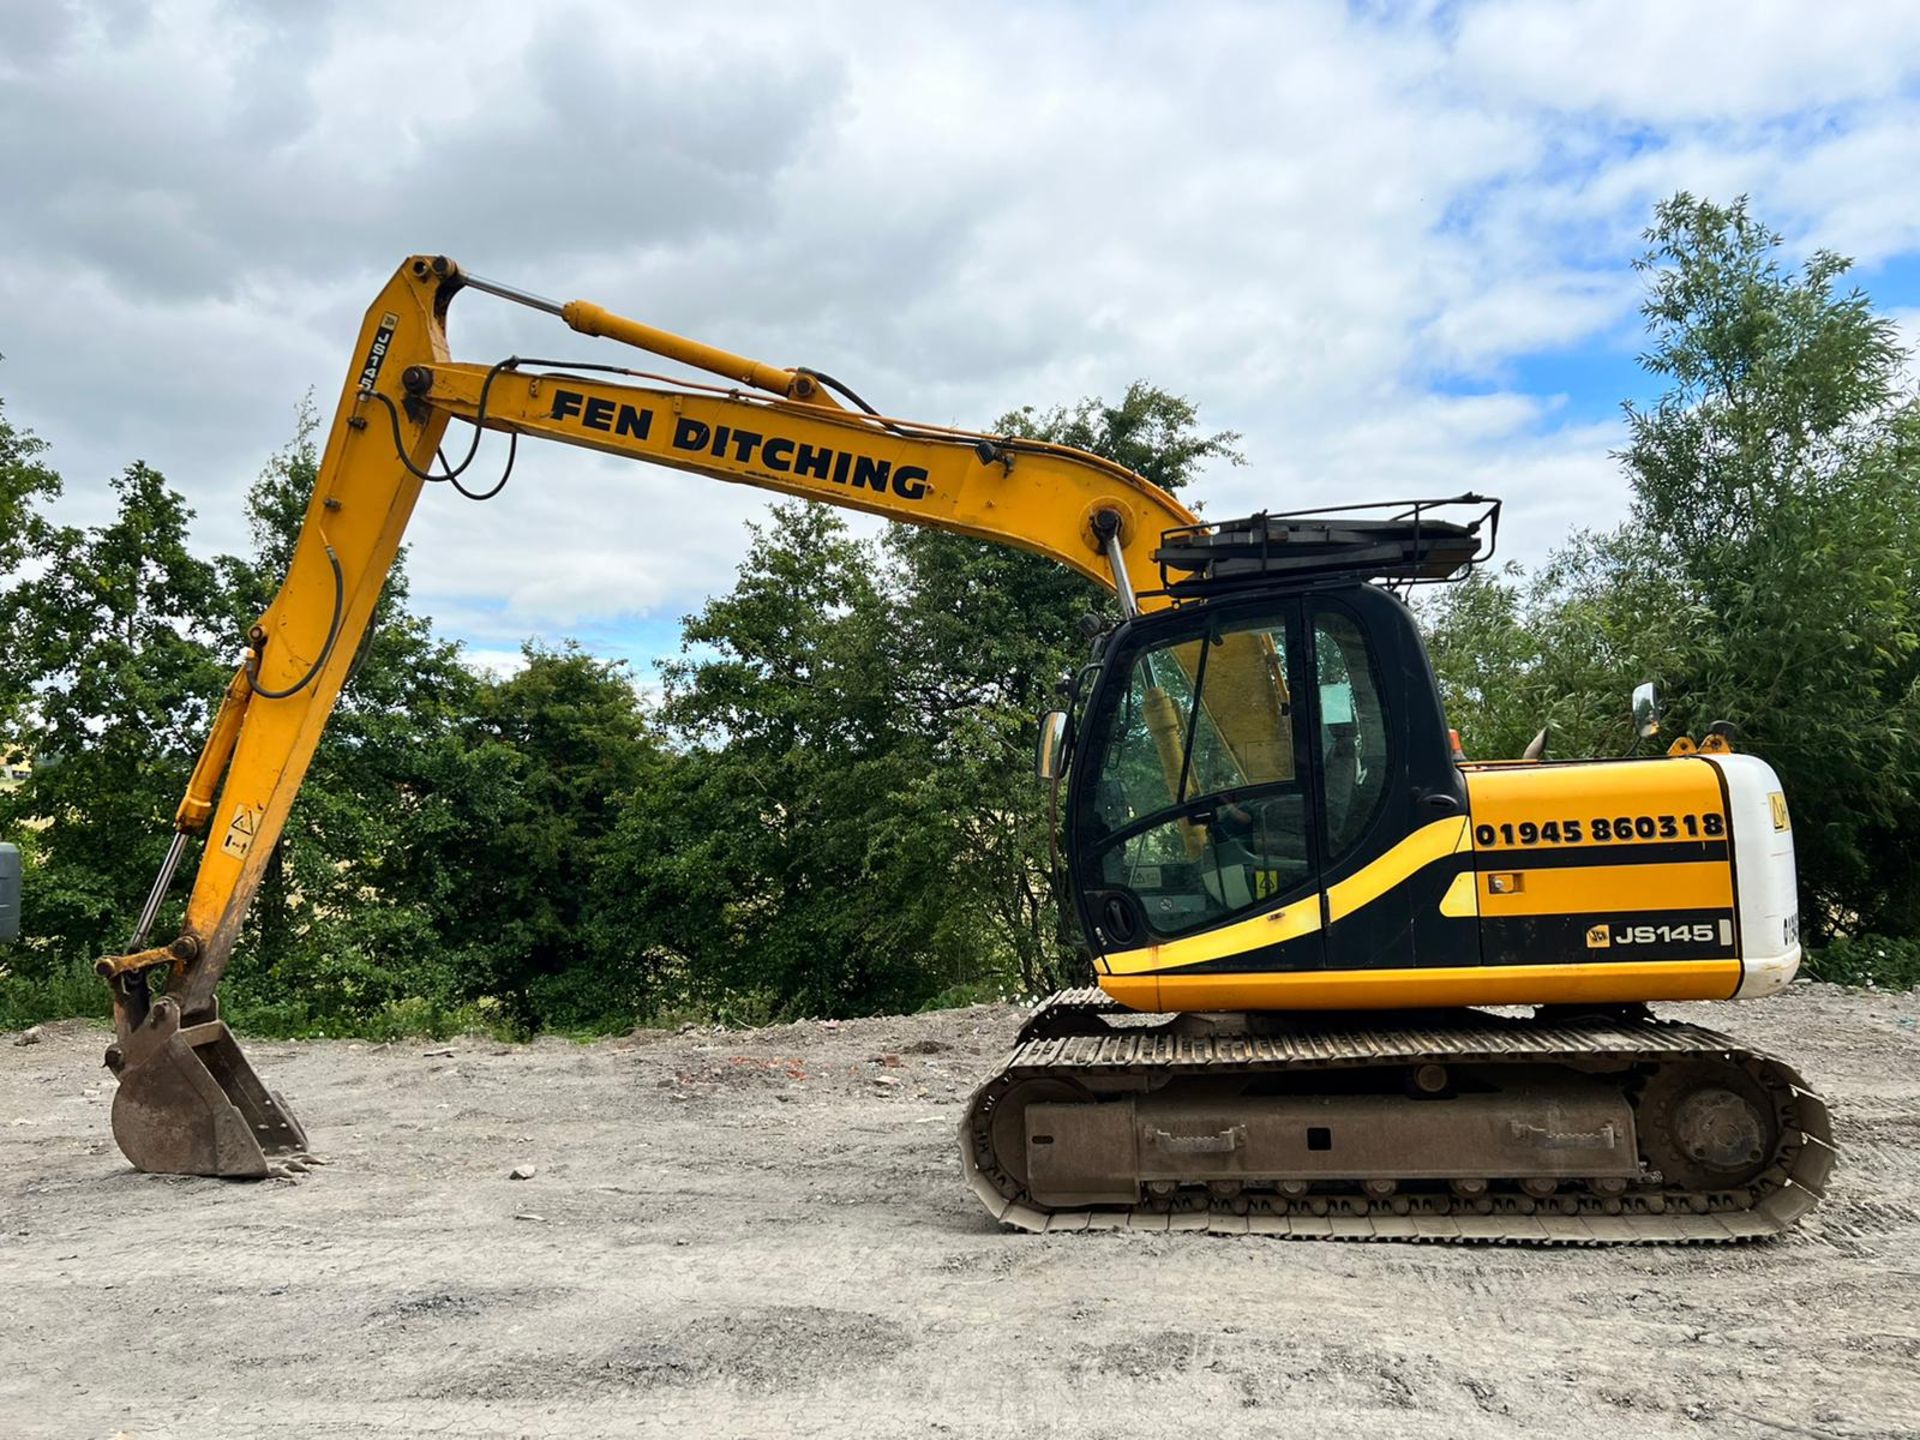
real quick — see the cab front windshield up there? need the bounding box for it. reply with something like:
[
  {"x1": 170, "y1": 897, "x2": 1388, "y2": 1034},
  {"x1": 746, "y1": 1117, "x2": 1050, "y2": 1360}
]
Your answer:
[{"x1": 1082, "y1": 612, "x2": 1306, "y2": 938}]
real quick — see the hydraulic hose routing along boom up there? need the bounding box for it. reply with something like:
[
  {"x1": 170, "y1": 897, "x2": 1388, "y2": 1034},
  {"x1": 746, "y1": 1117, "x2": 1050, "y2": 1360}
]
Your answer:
[{"x1": 98, "y1": 254, "x2": 1235, "y2": 1178}]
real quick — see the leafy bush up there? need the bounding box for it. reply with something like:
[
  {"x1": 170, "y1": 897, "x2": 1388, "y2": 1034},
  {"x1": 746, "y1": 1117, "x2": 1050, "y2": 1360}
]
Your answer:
[
  {"x1": 0, "y1": 962, "x2": 110, "y2": 1032},
  {"x1": 1806, "y1": 934, "x2": 1920, "y2": 991}
]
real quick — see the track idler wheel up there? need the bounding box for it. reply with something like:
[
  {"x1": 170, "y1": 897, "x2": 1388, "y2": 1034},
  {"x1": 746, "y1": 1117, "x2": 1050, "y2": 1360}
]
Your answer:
[{"x1": 106, "y1": 996, "x2": 315, "y2": 1178}]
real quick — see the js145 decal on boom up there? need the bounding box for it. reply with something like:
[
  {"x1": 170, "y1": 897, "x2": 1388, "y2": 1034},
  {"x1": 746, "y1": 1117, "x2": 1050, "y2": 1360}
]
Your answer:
[{"x1": 99, "y1": 256, "x2": 1832, "y2": 1242}]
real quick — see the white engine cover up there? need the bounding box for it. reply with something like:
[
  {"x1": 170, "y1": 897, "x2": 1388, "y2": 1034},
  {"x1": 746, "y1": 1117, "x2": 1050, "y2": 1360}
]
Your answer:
[{"x1": 1703, "y1": 751, "x2": 1801, "y2": 997}]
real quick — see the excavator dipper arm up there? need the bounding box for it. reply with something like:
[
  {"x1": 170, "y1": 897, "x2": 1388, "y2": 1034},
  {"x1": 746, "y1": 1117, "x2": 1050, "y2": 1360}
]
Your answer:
[{"x1": 98, "y1": 254, "x2": 1218, "y2": 1177}]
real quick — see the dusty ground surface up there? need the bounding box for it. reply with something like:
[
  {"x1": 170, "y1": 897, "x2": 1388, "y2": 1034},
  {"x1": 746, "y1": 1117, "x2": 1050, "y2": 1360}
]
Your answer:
[{"x1": 2, "y1": 984, "x2": 1916, "y2": 1439}]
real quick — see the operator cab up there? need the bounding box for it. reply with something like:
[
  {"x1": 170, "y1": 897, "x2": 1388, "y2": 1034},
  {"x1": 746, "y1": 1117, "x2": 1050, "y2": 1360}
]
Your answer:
[{"x1": 1049, "y1": 498, "x2": 1499, "y2": 985}]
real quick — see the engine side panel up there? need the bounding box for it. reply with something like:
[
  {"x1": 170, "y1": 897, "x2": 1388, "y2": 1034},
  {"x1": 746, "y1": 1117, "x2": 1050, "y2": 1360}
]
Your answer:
[
  {"x1": 1465, "y1": 755, "x2": 1740, "y2": 974},
  {"x1": 1098, "y1": 753, "x2": 1761, "y2": 1012}
]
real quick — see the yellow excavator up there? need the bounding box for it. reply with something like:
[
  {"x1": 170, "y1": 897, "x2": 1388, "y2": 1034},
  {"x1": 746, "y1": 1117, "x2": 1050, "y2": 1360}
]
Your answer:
[{"x1": 99, "y1": 256, "x2": 1832, "y2": 1242}]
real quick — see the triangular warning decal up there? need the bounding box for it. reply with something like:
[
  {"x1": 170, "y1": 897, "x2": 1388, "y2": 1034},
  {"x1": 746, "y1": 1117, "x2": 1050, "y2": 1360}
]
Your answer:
[{"x1": 221, "y1": 805, "x2": 263, "y2": 859}]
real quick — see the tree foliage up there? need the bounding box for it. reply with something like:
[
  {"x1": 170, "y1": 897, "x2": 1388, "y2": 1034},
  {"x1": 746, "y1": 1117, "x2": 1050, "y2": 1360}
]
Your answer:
[
  {"x1": 881, "y1": 384, "x2": 1243, "y2": 994},
  {"x1": 1, "y1": 460, "x2": 227, "y2": 972}
]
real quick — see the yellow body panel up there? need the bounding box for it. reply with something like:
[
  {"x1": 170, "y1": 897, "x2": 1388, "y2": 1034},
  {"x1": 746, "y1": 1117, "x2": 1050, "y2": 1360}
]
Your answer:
[
  {"x1": 1464, "y1": 756, "x2": 1727, "y2": 848},
  {"x1": 1475, "y1": 860, "x2": 1731, "y2": 918},
  {"x1": 1103, "y1": 959, "x2": 1742, "y2": 1012},
  {"x1": 1095, "y1": 756, "x2": 1745, "y2": 1013}
]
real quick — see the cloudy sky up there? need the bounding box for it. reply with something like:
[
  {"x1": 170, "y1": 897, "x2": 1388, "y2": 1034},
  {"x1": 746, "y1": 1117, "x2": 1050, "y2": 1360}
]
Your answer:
[{"x1": 4, "y1": 0, "x2": 1919, "y2": 677}]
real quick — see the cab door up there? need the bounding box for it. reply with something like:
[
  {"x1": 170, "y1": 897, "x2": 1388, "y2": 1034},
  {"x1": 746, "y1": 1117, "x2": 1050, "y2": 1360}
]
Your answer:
[{"x1": 1071, "y1": 598, "x2": 1326, "y2": 974}]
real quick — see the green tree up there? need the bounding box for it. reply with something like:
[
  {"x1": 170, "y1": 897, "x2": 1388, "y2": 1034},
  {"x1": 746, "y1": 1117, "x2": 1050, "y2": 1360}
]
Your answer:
[
  {"x1": 597, "y1": 505, "x2": 971, "y2": 1019},
  {"x1": 1427, "y1": 194, "x2": 1920, "y2": 947},
  {"x1": 0, "y1": 396, "x2": 63, "y2": 739},
  {"x1": 407, "y1": 643, "x2": 659, "y2": 1029},
  {"x1": 885, "y1": 384, "x2": 1244, "y2": 994},
  {"x1": 1621, "y1": 196, "x2": 1920, "y2": 940},
  {"x1": 1423, "y1": 534, "x2": 1697, "y2": 764},
  {"x1": 0, "y1": 462, "x2": 228, "y2": 972}
]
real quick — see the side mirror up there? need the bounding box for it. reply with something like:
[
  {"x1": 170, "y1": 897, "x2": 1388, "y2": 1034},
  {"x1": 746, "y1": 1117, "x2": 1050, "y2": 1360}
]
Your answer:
[
  {"x1": 1036, "y1": 711, "x2": 1069, "y2": 782},
  {"x1": 1632, "y1": 681, "x2": 1661, "y2": 740},
  {"x1": 0, "y1": 843, "x2": 20, "y2": 944}
]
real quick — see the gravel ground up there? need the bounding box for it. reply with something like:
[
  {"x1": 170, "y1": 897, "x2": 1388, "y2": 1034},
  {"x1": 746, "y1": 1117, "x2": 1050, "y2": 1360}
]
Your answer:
[{"x1": 2, "y1": 983, "x2": 1916, "y2": 1439}]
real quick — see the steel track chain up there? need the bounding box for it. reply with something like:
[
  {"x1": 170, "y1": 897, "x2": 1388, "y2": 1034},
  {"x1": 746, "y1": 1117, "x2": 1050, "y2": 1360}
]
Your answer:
[{"x1": 961, "y1": 991, "x2": 1837, "y2": 1244}]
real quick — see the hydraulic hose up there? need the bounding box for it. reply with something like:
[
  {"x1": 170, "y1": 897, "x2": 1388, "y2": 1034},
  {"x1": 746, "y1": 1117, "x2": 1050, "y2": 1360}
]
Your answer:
[{"x1": 246, "y1": 544, "x2": 344, "y2": 700}]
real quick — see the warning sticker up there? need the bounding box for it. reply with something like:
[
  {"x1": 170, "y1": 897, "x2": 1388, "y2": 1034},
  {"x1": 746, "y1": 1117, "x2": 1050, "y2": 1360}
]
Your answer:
[
  {"x1": 1584, "y1": 925, "x2": 1611, "y2": 950},
  {"x1": 221, "y1": 805, "x2": 263, "y2": 860}
]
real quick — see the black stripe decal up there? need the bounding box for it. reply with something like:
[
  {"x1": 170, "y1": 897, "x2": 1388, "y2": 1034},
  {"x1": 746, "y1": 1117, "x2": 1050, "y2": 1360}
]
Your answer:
[
  {"x1": 1482, "y1": 909, "x2": 1735, "y2": 967},
  {"x1": 1472, "y1": 839, "x2": 1728, "y2": 871}
]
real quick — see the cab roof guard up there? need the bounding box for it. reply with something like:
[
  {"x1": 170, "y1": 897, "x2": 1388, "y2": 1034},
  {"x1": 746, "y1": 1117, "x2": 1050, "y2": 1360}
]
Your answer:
[{"x1": 1150, "y1": 493, "x2": 1501, "y2": 599}]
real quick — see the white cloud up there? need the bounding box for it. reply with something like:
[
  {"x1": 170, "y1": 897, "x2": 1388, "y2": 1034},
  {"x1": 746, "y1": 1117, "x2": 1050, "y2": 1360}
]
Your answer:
[
  {"x1": 1452, "y1": 0, "x2": 1920, "y2": 122},
  {"x1": 2, "y1": 0, "x2": 1918, "y2": 672}
]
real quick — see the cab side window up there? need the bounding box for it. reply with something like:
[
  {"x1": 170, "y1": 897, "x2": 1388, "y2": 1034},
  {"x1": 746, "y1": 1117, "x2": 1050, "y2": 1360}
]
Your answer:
[{"x1": 1313, "y1": 607, "x2": 1389, "y2": 862}]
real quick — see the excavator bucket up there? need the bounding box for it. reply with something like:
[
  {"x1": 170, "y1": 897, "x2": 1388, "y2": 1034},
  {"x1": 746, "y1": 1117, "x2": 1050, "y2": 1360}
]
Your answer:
[{"x1": 107, "y1": 997, "x2": 314, "y2": 1178}]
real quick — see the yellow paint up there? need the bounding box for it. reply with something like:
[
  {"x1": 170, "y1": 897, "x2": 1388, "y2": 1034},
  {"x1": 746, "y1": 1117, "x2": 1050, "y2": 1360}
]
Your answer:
[
  {"x1": 1438, "y1": 869, "x2": 1477, "y2": 918},
  {"x1": 1100, "y1": 958, "x2": 1742, "y2": 1013},
  {"x1": 1325, "y1": 817, "x2": 1468, "y2": 922},
  {"x1": 1103, "y1": 901, "x2": 1323, "y2": 975},
  {"x1": 1464, "y1": 755, "x2": 1726, "y2": 843},
  {"x1": 1479, "y1": 860, "x2": 1732, "y2": 918},
  {"x1": 176, "y1": 668, "x2": 253, "y2": 833},
  {"x1": 560, "y1": 298, "x2": 829, "y2": 404}
]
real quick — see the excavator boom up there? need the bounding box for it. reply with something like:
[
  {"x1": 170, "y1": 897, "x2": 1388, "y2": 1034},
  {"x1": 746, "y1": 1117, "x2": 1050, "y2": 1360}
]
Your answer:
[{"x1": 97, "y1": 255, "x2": 1233, "y2": 1177}]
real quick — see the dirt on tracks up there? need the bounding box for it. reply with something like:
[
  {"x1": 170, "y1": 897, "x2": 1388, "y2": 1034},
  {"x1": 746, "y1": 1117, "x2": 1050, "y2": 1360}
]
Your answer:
[{"x1": 2, "y1": 984, "x2": 1917, "y2": 1439}]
